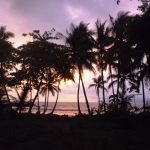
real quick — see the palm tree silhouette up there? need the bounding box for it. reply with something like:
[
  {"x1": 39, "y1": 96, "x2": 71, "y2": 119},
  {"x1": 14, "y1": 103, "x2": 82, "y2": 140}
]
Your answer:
[
  {"x1": 40, "y1": 69, "x2": 58, "y2": 114},
  {"x1": 89, "y1": 75, "x2": 107, "y2": 112},
  {"x1": 126, "y1": 12, "x2": 150, "y2": 112},
  {"x1": 94, "y1": 19, "x2": 112, "y2": 112},
  {"x1": 109, "y1": 11, "x2": 132, "y2": 108},
  {"x1": 16, "y1": 30, "x2": 61, "y2": 114},
  {"x1": 0, "y1": 26, "x2": 15, "y2": 112},
  {"x1": 51, "y1": 52, "x2": 75, "y2": 114},
  {"x1": 60, "y1": 22, "x2": 96, "y2": 115}
]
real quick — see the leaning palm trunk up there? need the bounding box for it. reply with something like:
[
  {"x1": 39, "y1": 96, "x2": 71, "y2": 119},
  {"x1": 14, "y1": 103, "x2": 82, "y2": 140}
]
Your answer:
[
  {"x1": 28, "y1": 90, "x2": 39, "y2": 114},
  {"x1": 28, "y1": 75, "x2": 43, "y2": 114},
  {"x1": 51, "y1": 81, "x2": 60, "y2": 114},
  {"x1": 37, "y1": 94, "x2": 40, "y2": 114},
  {"x1": 3, "y1": 82, "x2": 12, "y2": 112},
  {"x1": 109, "y1": 65, "x2": 115, "y2": 100},
  {"x1": 77, "y1": 74, "x2": 82, "y2": 115},
  {"x1": 19, "y1": 86, "x2": 29, "y2": 114},
  {"x1": 1, "y1": 64, "x2": 12, "y2": 112},
  {"x1": 79, "y1": 69, "x2": 91, "y2": 115},
  {"x1": 29, "y1": 77, "x2": 32, "y2": 109},
  {"x1": 14, "y1": 86, "x2": 21, "y2": 112}
]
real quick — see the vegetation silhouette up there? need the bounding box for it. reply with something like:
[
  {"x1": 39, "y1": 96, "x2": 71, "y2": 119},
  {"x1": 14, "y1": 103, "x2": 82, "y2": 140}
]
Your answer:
[
  {"x1": 0, "y1": 7, "x2": 150, "y2": 117},
  {"x1": 1, "y1": 3, "x2": 150, "y2": 150},
  {"x1": 89, "y1": 75, "x2": 107, "y2": 113},
  {"x1": 115, "y1": 0, "x2": 150, "y2": 12}
]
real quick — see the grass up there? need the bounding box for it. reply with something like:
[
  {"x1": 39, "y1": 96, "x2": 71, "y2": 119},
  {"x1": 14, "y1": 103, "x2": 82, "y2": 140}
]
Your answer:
[{"x1": 0, "y1": 113, "x2": 150, "y2": 150}]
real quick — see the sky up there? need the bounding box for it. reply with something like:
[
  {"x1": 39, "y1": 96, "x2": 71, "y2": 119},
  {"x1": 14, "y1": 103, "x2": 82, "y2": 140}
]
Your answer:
[{"x1": 1, "y1": 0, "x2": 148, "y2": 104}]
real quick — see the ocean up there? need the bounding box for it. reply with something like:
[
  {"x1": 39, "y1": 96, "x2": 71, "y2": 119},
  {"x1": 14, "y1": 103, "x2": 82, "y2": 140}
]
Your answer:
[
  {"x1": 25, "y1": 99, "x2": 143, "y2": 116},
  {"x1": 32, "y1": 102, "x2": 98, "y2": 116}
]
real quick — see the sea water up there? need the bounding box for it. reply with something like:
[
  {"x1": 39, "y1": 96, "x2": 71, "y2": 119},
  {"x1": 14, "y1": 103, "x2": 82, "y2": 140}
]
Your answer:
[
  {"x1": 32, "y1": 102, "x2": 98, "y2": 116},
  {"x1": 22, "y1": 99, "x2": 144, "y2": 116}
]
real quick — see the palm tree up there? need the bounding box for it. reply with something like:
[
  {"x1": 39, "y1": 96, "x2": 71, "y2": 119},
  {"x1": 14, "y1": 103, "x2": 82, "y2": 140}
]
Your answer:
[
  {"x1": 104, "y1": 46, "x2": 117, "y2": 100},
  {"x1": 126, "y1": 12, "x2": 150, "y2": 112},
  {"x1": 61, "y1": 22, "x2": 96, "y2": 115},
  {"x1": 94, "y1": 19, "x2": 113, "y2": 112},
  {"x1": 0, "y1": 26, "x2": 15, "y2": 112},
  {"x1": 109, "y1": 11, "x2": 132, "y2": 108},
  {"x1": 89, "y1": 75, "x2": 107, "y2": 112},
  {"x1": 17, "y1": 30, "x2": 64, "y2": 114},
  {"x1": 0, "y1": 26, "x2": 14, "y2": 40},
  {"x1": 40, "y1": 69, "x2": 58, "y2": 114},
  {"x1": 50, "y1": 52, "x2": 75, "y2": 114}
]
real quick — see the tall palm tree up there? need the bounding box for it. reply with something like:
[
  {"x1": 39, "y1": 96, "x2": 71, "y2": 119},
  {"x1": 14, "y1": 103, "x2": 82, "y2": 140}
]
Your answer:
[
  {"x1": 109, "y1": 11, "x2": 132, "y2": 108},
  {"x1": 50, "y1": 52, "x2": 75, "y2": 114},
  {"x1": 60, "y1": 22, "x2": 96, "y2": 115},
  {"x1": 104, "y1": 48, "x2": 117, "y2": 100},
  {"x1": 125, "y1": 11, "x2": 150, "y2": 112},
  {"x1": 89, "y1": 75, "x2": 107, "y2": 112},
  {"x1": 94, "y1": 19, "x2": 113, "y2": 112},
  {"x1": 0, "y1": 26, "x2": 15, "y2": 112}
]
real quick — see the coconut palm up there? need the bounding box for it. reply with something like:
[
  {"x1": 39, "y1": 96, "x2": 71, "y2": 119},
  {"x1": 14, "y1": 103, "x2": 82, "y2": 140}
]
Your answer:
[
  {"x1": 94, "y1": 19, "x2": 113, "y2": 112},
  {"x1": 89, "y1": 75, "x2": 108, "y2": 112},
  {"x1": 0, "y1": 26, "x2": 14, "y2": 40},
  {"x1": 60, "y1": 22, "x2": 96, "y2": 115},
  {"x1": 50, "y1": 52, "x2": 75, "y2": 114},
  {"x1": 109, "y1": 11, "x2": 132, "y2": 108},
  {"x1": 0, "y1": 26, "x2": 16, "y2": 112},
  {"x1": 126, "y1": 12, "x2": 150, "y2": 112},
  {"x1": 40, "y1": 69, "x2": 58, "y2": 114}
]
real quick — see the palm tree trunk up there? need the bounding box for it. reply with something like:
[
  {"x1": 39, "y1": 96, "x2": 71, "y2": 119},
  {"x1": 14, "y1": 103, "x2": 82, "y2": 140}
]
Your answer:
[
  {"x1": 29, "y1": 77, "x2": 32, "y2": 109},
  {"x1": 101, "y1": 63, "x2": 106, "y2": 113},
  {"x1": 100, "y1": 51, "x2": 106, "y2": 113},
  {"x1": 3, "y1": 82, "x2": 12, "y2": 112},
  {"x1": 28, "y1": 75, "x2": 43, "y2": 114},
  {"x1": 14, "y1": 86, "x2": 21, "y2": 112},
  {"x1": 141, "y1": 78, "x2": 146, "y2": 112},
  {"x1": 79, "y1": 69, "x2": 91, "y2": 115},
  {"x1": 140, "y1": 64, "x2": 146, "y2": 112},
  {"x1": 0, "y1": 63, "x2": 12, "y2": 112},
  {"x1": 43, "y1": 89, "x2": 47, "y2": 114},
  {"x1": 122, "y1": 76, "x2": 126, "y2": 95},
  {"x1": 37, "y1": 94, "x2": 40, "y2": 114},
  {"x1": 51, "y1": 81, "x2": 60, "y2": 114},
  {"x1": 43, "y1": 90, "x2": 49, "y2": 114},
  {"x1": 97, "y1": 88, "x2": 101, "y2": 112},
  {"x1": 19, "y1": 85, "x2": 29, "y2": 114},
  {"x1": 28, "y1": 90, "x2": 39, "y2": 114},
  {"x1": 77, "y1": 75, "x2": 82, "y2": 115},
  {"x1": 116, "y1": 60, "x2": 121, "y2": 109},
  {"x1": 109, "y1": 65, "x2": 115, "y2": 99}
]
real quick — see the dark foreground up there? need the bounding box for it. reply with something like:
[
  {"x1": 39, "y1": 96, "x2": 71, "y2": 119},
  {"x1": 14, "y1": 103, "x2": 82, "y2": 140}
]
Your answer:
[{"x1": 0, "y1": 113, "x2": 150, "y2": 150}]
